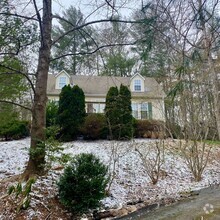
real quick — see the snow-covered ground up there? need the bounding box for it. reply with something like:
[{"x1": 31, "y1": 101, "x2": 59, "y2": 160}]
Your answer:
[{"x1": 0, "y1": 138, "x2": 220, "y2": 209}]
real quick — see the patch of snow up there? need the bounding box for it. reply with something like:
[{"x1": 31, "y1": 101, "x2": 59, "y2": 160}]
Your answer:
[
  {"x1": 0, "y1": 138, "x2": 220, "y2": 210},
  {"x1": 0, "y1": 138, "x2": 30, "y2": 179}
]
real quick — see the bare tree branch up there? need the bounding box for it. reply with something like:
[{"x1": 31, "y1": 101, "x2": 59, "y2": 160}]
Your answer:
[
  {"x1": 0, "y1": 12, "x2": 38, "y2": 21},
  {"x1": 33, "y1": 0, "x2": 43, "y2": 45},
  {"x1": 50, "y1": 41, "x2": 138, "y2": 61},
  {"x1": 51, "y1": 17, "x2": 145, "y2": 45},
  {"x1": 0, "y1": 100, "x2": 32, "y2": 112}
]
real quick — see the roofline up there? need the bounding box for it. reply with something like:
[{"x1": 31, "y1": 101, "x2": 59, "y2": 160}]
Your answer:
[
  {"x1": 130, "y1": 73, "x2": 145, "y2": 81},
  {"x1": 55, "y1": 70, "x2": 71, "y2": 78}
]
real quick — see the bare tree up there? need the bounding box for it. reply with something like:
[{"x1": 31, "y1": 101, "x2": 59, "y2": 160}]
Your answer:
[
  {"x1": 106, "y1": 141, "x2": 129, "y2": 193},
  {"x1": 134, "y1": 140, "x2": 166, "y2": 184},
  {"x1": 179, "y1": 138, "x2": 212, "y2": 182},
  {"x1": 133, "y1": 0, "x2": 220, "y2": 140}
]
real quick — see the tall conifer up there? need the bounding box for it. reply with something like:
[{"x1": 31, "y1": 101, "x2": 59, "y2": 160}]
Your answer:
[{"x1": 58, "y1": 85, "x2": 85, "y2": 140}]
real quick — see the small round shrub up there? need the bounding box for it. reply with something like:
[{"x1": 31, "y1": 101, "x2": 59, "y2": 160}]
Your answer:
[
  {"x1": 57, "y1": 153, "x2": 109, "y2": 213},
  {"x1": 80, "y1": 114, "x2": 108, "y2": 140}
]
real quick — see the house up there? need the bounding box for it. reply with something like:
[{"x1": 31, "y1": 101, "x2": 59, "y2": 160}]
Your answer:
[{"x1": 47, "y1": 70, "x2": 166, "y2": 121}]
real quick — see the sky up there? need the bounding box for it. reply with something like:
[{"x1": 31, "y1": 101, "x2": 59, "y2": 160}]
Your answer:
[{"x1": 52, "y1": 0, "x2": 141, "y2": 21}]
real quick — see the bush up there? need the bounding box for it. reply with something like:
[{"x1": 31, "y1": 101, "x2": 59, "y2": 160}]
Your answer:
[
  {"x1": 46, "y1": 125, "x2": 60, "y2": 140},
  {"x1": 206, "y1": 126, "x2": 218, "y2": 140},
  {"x1": 166, "y1": 122, "x2": 183, "y2": 139},
  {"x1": 58, "y1": 85, "x2": 86, "y2": 141},
  {"x1": 57, "y1": 153, "x2": 109, "y2": 213},
  {"x1": 46, "y1": 101, "x2": 58, "y2": 127},
  {"x1": 134, "y1": 120, "x2": 165, "y2": 139},
  {"x1": 105, "y1": 85, "x2": 133, "y2": 140},
  {"x1": 105, "y1": 86, "x2": 120, "y2": 139},
  {"x1": 80, "y1": 114, "x2": 108, "y2": 140},
  {"x1": 0, "y1": 120, "x2": 29, "y2": 140},
  {"x1": 118, "y1": 84, "x2": 133, "y2": 139}
]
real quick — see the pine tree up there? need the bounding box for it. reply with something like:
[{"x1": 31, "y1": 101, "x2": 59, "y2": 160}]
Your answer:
[{"x1": 58, "y1": 85, "x2": 85, "y2": 141}]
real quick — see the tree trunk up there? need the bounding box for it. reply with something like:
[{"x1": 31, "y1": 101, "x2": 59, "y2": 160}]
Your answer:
[
  {"x1": 24, "y1": 0, "x2": 52, "y2": 176},
  {"x1": 208, "y1": 58, "x2": 220, "y2": 140}
]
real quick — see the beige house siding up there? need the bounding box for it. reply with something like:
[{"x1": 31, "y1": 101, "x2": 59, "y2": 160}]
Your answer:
[
  {"x1": 47, "y1": 95, "x2": 59, "y2": 101},
  {"x1": 151, "y1": 99, "x2": 165, "y2": 121},
  {"x1": 85, "y1": 97, "x2": 106, "y2": 103},
  {"x1": 47, "y1": 71, "x2": 166, "y2": 121}
]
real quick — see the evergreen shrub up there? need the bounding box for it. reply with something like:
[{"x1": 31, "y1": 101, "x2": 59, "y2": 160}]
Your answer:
[
  {"x1": 105, "y1": 85, "x2": 133, "y2": 140},
  {"x1": 0, "y1": 120, "x2": 29, "y2": 140},
  {"x1": 58, "y1": 85, "x2": 86, "y2": 141},
  {"x1": 80, "y1": 114, "x2": 107, "y2": 140},
  {"x1": 118, "y1": 84, "x2": 133, "y2": 139},
  {"x1": 57, "y1": 153, "x2": 109, "y2": 213},
  {"x1": 105, "y1": 86, "x2": 119, "y2": 139},
  {"x1": 46, "y1": 100, "x2": 58, "y2": 127}
]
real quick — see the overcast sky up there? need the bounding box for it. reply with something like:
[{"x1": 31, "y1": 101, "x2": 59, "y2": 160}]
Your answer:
[{"x1": 52, "y1": 0, "x2": 140, "y2": 21}]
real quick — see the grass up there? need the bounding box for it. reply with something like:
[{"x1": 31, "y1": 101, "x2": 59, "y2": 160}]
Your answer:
[{"x1": 203, "y1": 140, "x2": 220, "y2": 146}]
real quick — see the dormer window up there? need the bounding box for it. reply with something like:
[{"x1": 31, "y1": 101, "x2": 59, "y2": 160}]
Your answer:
[
  {"x1": 59, "y1": 76, "x2": 66, "y2": 89},
  {"x1": 134, "y1": 79, "x2": 141, "y2": 91}
]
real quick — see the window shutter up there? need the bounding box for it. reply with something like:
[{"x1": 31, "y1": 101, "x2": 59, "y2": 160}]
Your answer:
[{"x1": 148, "y1": 102, "x2": 152, "y2": 119}]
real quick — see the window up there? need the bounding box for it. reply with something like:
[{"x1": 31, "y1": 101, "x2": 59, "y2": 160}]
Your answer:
[
  {"x1": 99, "y1": 104, "x2": 105, "y2": 113},
  {"x1": 59, "y1": 76, "x2": 66, "y2": 89},
  {"x1": 87, "y1": 103, "x2": 93, "y2": 113},
  {"x1": 134, "y1": 79, "x2": 141, "y2": 91},
  {"x1": 141, "y1": 103, "x2": 148, "y2": 119},
  {"x1": 93, "y1": 104, "x2": 99, "y2": 113},
  {"x1": 132, "y1": 102, "x2": 153, "y2": 119},
  {"x1": 132, "y1": 103, "x2": 139, "y2": 119},
  {"x1": 86, "y1": 103, "x2": 105, "y2": 113}
]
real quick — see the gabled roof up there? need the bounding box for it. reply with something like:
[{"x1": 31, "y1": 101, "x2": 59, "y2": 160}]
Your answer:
[
  {"x1": 47, "y1": 74, "x2": 166, "y2": 99},
  {"x1": 130, "y1": 73, "x2": 145, "y2": 81},
  {"x1": 55, "y1": 70, "x2": 70, "y2": 78}
]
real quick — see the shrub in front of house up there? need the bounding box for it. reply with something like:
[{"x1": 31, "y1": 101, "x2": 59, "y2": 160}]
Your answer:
[
  {"x1": 105, "y1": 85, "x2": 133, "y2": 140},
  {"x1": 0, "y1": 103, "x2": 29, "y2": 140},
  {"x1": 57, "y1": 85, "x2": 86, "y2": 141},
  {"x1": 57, "y1": 153, "x2": 109, "y2": 213},
  {"x1": 0, "y1": 120, "x2": 29, "y2": 141},
  {"x1": 165, "y1": 122, "x2": 183, "y2": 139},
  {"x1": 80, "y1": 113, "x2": 108, "y2": 140},
  {"x1": 46, "y1": 101, "x2": 60, "y2": 139},
  {"x1": 46, "y1": 125, "x2": 60, "y2": 140},
  {"x1": 105, "y1": 86, "x2": 120, "y2": 139},
  {"x1": 118, "y1": 84, "x2": 133, "y2": 140},
  {"x1": 46, "y1": 100, "x2": 58, "y2": 127},
  {"x1": 134, "y1": 119, "x2": 165, "y2": 139}
]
